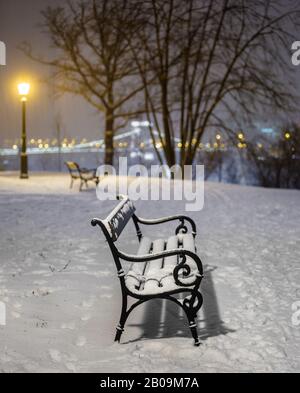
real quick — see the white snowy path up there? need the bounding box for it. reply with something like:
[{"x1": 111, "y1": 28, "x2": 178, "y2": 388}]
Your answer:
[{"x1": 0, "y1": 172, "x2": 300, "y2": 372}]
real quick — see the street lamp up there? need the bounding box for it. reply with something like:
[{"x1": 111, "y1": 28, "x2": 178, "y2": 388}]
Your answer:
[{"x1": 17, "y1": 82, "x2": 30, "y2": 179}]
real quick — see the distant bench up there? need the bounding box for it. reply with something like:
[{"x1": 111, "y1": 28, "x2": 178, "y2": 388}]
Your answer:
[
  {"x1": 65, "y1": 161, "x2": 99, "y2": 191},
  {"x1": 91, "y1": 195, "x2": 204, "y2": 346}
]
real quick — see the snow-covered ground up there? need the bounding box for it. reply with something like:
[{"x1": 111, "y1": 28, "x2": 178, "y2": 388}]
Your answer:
[{"x1": 0, "y1": 172, "x2": 300, "y2": 372}]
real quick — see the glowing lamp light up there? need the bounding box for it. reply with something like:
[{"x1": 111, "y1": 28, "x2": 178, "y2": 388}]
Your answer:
[
  {"x1": 18, "y1": 82, "x2": 30, "y2": 98},
  {"x1": 216, "y1": 134, "x2": 221, "y2": 140},
  {"x1": 285, "y1": 132, "x2": 291, "y2": 140}
]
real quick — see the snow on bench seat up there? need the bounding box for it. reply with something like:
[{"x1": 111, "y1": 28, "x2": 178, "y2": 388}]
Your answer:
[{"x1": 125, "y1": 233, "x2": 198, "y2": 295}]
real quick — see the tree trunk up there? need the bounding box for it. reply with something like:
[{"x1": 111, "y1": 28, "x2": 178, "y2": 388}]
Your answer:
[
  {"x1": 275, "y1": 163, "x2": 282, "y2": 188},
  {"x1": 104, "y1": 109, "x2": 114, "y2": 166}
]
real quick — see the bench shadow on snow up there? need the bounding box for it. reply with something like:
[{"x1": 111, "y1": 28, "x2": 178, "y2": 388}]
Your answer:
[{"x1": 125, "y1": 265, "x2": 235, "y2": 343}]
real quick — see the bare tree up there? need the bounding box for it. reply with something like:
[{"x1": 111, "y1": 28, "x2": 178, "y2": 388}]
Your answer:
[
  {"x1": 21, "y1": 0, "x2": 144, "y2": 165},
  {"x1": 131, "y1": 0, "x2": 300, "y2": 168}
]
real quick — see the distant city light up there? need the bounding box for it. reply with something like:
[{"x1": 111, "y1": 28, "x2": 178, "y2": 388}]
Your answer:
[
  {"x1": 261, "y1": 128, "x2": 274, "y2": 134},
  {"x1": 131, "y1": 120, "x2": 150, "y2": 127},
  {"x1": 144, "y1": 152, "x2": 154, "y2": 160}
]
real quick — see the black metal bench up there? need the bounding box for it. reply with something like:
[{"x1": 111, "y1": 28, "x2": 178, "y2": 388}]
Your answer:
[
  {"x1": 65, "y1": 161, "x2": 99, "y2": 191},
  {"x1": 91, "y1": 195, "x2": 204, "y2": 346}
]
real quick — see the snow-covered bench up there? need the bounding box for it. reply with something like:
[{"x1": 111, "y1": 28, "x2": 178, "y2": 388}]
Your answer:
[
  {"x1": 65, "y1": 161, "x2": 99, "y2": 191},
  {"x1": 91, "y1": 195, "x2": 204, "y2": 346}
]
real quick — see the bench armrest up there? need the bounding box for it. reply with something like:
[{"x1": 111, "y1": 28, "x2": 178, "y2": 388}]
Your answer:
[
  {"x1": 118, "y1": 248, "x2": 203, "y2": 287},
  {"x1": 135, "y1": 215, "x2": 197, "y2": 236}
]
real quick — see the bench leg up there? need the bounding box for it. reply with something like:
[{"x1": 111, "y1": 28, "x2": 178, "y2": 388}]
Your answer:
[
  {"x1": 70, "y1": 178, "x2": 74, "y2": 189},
  {"x1": 79, "y1": 179, "x2": 84, "y2": 191},
  {"x1": 114, "y1": 295, "x2": 128, "y2": 343},
  {"x1": 183, "y1": 291, "x2": 203, "y2": 346},
  {"x1": 189, "y1": 319, "x2": 200, "y2": 346}
]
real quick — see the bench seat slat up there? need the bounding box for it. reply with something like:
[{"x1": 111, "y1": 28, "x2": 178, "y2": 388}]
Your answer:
[
  {"x1": 143, "y1": 238, "x2": 165, "y2": 292},
  {"x1": 126, "y1": 233, "x2": 198, "y2": 295},
  {"x1": 125, "y1": 237, "x2": 152, "y2": 290},
  {"x1": 163, "y1": 235, "x2": 179, "y2": 269}
]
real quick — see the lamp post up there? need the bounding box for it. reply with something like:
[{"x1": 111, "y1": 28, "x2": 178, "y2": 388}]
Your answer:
[{"x1": 17, "y1": 83, "x2": 30, "y2": 179}]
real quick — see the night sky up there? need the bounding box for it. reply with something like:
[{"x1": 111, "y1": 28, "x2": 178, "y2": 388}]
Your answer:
[{"x1": 0, "y1": 0, "x2": 101, "y2": 146}]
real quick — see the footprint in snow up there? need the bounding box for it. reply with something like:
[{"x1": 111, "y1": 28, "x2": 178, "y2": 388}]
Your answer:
[
  {"x1": 81, "y1": 298, "x2": 95, "y2": 308},
  {"x1": 49, "y1": 349, "x2": 61, "y2": 363},
  {"x1": 81, "y1": 314, "x2": 91, "y2": 321},
  {"x1": 100, "y1": 285, "x2": 111, "y2": 290},
  {"x1": 75, "y1": 336, "x2": 87, "y2": 347},
  {"x1": 11, "y1": 311, "x2": 20, "y2": 319},
  {"x1": 61, "y1": 321, "x2": 76, "y2": 330},
  {"x1": 66, "y1": 363, "x2": 76, "y2": 372},
  {"x1": 100, "y1": 293, "x2": 112, "y2": 299}
]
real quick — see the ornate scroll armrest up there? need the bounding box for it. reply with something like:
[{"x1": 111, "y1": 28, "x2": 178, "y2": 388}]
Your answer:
[
  {"x1": 136, "y1": 215, "x2": 197, "y2": 236},
  {"x1": 173, "y1": 252, "x2": 203, "y2": 287}
]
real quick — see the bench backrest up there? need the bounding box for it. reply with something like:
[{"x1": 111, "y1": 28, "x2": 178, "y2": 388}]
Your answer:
[
  {"x1": 65, "y1": 161, "x2": 80, "y2": 175},
  {"x1": 102, "y1": 195, "x2": 136, "y2": 242}
]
